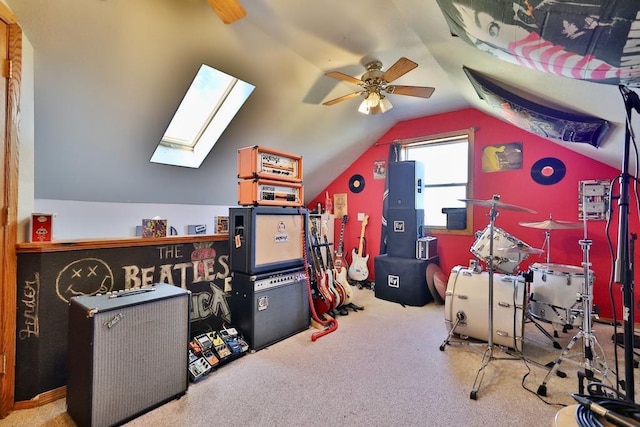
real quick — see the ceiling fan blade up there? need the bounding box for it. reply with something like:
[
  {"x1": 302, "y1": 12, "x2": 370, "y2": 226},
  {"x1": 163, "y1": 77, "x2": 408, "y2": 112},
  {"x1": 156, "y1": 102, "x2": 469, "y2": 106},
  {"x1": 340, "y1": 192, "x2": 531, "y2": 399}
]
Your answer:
[
  {"x1": 386, "y1": 85, "x2": 435, "y2": 99},
  {"x1": 325, "y1": 71, "x2": 363, "y2": 86},
  {"x1": 207, "y1": 0, "x2": 247, "y2": 24},
  {"x1": 382, "y1": 57, "x2": 418, "y2": 83},
  {"x1": 323, "y1": 91, "x2": 364, "y2": 106}
]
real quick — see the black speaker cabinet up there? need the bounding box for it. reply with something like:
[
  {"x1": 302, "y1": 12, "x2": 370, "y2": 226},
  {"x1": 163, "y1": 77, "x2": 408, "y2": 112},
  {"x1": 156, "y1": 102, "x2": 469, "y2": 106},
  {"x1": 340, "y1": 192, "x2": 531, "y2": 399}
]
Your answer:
[
  {"x1": 229, "y1": 206, "x2": 308, "y2": 274},
  {"x1": 374, "y1": 255, "x2": 435, "y2": 306},
  {"x1": 67, "y1": 284, "x2": 190, "y2": 427},
  {"x1": 230, "y1": 267, "x2": 309, "y2": 351},
  {"x1": 388, "y1": 161, "x2": 424, "y2": 209},
  {"x1": 386, "y1": 208, "x2": 425, "y2": 258}
]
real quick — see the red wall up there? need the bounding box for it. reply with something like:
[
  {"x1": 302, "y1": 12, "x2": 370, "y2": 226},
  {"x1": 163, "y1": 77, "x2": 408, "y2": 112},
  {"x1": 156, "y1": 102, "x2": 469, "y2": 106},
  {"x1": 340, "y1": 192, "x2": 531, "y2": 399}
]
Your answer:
[{"x1": 309, "y1": 108, "x2": 636, "y2": 321}]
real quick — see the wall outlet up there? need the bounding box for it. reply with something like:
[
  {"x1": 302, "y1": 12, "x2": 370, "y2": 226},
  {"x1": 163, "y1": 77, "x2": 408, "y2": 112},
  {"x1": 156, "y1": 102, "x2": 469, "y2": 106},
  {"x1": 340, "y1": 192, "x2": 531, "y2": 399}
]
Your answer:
[{"x1": 357, "y1": 212, "x2": 365, "y2": 221}]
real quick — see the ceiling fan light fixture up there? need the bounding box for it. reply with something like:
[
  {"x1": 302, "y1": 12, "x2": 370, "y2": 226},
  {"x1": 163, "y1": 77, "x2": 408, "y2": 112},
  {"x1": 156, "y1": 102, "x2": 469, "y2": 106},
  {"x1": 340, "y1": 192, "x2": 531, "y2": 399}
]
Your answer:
[
  {"x1": 379, "y1": 96, "x2": 393, "y2": 113},
  {"x1": 365, "y1": 91, "x2": 381, "y2": 108},
  {"x1": 358, "y1": 93, "x2": 393, "y2": 115},
  {"x1": 358, "y1": 99, "x2": 372, "y2": 114},
  {"x1": 323, "y1": 57, "x2": 434, "y2": 114}
]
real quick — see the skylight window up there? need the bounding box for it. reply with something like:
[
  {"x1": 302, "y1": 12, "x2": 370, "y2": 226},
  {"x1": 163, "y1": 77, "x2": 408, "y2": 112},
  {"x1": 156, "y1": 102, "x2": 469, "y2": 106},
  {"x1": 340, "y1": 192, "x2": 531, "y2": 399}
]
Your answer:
[{"x1": 150, "y1": 64, "x2": 255, "y2": 168}]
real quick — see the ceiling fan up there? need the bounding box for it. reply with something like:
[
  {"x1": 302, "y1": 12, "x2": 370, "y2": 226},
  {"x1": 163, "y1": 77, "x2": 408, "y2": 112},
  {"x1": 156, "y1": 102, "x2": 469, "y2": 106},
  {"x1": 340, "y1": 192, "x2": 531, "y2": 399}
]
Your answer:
[
  {"x1": 207, "y1": 0, "x2": 246, "y2": 24},
  {"x1": 323, "y1": 57, "x2": 435, "y2": 115}
]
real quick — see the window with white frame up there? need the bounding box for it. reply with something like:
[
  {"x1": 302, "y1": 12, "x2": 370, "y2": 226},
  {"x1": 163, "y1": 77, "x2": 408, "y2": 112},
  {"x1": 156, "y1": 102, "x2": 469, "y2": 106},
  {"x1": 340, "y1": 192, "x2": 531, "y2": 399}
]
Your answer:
[{"x1": 401, "y1": 129, "x2": 474, "y2": 233}]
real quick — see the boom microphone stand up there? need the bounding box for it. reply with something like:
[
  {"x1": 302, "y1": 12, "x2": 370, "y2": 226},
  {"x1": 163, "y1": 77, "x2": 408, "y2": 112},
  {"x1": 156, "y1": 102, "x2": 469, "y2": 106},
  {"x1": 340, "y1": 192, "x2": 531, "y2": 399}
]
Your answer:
[{"x1": 616, "y1": 85, "x2": 638, "y2": 403}]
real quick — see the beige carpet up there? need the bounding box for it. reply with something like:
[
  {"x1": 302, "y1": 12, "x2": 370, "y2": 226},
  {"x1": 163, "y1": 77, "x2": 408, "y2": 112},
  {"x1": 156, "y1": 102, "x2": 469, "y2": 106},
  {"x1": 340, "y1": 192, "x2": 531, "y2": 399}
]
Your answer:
[{"x1": 3, "y1": 286, "x2": 638, "y2": 427}]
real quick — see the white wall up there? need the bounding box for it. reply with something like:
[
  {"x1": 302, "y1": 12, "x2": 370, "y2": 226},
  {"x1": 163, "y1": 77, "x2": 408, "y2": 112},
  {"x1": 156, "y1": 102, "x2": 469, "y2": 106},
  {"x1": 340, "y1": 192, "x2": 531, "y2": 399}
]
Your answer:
[
  {"x1": 34, "y1": 199, "x2": 232, "y2": 240},
  {"x1": 14, "y1": 16, "x2": 35, "y2": 243}
]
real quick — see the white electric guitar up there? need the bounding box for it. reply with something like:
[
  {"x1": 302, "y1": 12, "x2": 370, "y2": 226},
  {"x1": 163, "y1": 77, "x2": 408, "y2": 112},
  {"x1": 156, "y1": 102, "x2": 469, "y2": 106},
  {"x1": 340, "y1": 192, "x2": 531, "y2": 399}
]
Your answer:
[{"x1": 348, "y1": 215, "x2": 369, "y2": 282}]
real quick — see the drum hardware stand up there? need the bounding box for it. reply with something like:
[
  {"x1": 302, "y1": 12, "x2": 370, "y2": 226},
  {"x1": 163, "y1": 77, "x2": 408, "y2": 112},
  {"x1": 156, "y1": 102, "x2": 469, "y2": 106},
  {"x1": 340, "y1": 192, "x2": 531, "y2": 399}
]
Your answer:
[
  {"x1": 536, "y1": 237, "x2": 610, "y2": 397},
  {"x1": 523, "y1": 282, "x2": 562, "y2": 349},
  {"x1": 614, "y1": 85, "x2": 638, "y2": 403},
  {"x1": 441, "y1": 195, "x2": 537, "y2": 399},
  {"x1": 468, "y1": 196, "x2": 527, "y2": 400},
  {"x1": 541, "y1": 229, "x2": 552, "y2": 265}
]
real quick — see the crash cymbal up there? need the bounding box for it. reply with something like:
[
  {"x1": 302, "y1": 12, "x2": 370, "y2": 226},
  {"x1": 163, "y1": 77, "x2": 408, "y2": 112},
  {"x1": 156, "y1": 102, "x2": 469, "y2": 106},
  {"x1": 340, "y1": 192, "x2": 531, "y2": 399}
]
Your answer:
[
  {"x1": 459, "y1": 196, "x2": 537, "y2": 214},
  {"x1": 518, "y1": 219, "x2": 582, "y2": 230}
]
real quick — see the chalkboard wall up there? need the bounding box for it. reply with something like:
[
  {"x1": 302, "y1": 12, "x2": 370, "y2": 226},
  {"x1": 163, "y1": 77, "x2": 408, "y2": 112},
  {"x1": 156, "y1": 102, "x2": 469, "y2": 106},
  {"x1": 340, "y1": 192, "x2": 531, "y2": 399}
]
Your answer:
[{"x1": 15, "y1": 238, "x2": 230, "y2": 402}]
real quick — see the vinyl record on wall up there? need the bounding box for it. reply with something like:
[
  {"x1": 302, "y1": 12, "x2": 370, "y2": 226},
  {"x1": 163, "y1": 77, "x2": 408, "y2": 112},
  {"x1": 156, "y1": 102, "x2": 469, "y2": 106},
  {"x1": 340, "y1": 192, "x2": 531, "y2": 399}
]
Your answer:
[
  {"x1": 531, "y1": 157, "x2": 566, "y2": 185},
  {"x1": 349, "y1": 174, "x2": 365, "y2": 193}
]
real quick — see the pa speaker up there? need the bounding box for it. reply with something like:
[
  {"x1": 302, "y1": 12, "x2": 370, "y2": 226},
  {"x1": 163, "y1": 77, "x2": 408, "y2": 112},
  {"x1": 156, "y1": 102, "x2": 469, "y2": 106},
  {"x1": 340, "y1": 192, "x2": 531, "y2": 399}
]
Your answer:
[
  {"x1": 386, "y1": 209, "x2": 424, "y2": 258},
  {"x1": 388, "y1": 161, "x2": 424, "y2": 209},
  {"x1": 67, "y1": 284, "x2": 190, "y2": 427},
  {"x1": 374, "y1": 255, "x2": 435, "y2": 306}
]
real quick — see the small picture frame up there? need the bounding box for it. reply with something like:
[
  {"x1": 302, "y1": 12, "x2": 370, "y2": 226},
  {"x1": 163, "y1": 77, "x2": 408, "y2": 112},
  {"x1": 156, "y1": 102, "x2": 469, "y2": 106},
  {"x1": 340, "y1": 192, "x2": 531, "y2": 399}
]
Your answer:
[{"x1": 216, "y1": 216, "x2": 229, "y2": 234}]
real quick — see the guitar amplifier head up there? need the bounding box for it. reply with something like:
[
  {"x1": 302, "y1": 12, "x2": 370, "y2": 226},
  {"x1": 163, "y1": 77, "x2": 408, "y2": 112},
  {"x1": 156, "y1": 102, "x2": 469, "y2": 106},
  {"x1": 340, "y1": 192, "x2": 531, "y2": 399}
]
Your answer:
[{"x1": 67, "y1": 284, "x2": 190, "y2": 427}]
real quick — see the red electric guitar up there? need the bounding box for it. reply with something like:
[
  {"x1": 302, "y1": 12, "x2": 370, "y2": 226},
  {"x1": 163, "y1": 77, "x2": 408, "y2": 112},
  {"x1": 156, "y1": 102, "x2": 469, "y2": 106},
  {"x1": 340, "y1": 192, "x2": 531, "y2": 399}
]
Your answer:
[{"x1": 309, "y1": 220, "x2": 333, "y2": 316}]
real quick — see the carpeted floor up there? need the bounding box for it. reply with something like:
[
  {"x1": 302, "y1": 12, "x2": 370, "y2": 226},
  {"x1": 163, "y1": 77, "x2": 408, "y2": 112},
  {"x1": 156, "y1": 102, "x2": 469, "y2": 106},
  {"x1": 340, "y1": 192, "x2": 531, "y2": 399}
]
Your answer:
[{"x1": 3, "y1": 286, "x2": 638, "y2": 427}]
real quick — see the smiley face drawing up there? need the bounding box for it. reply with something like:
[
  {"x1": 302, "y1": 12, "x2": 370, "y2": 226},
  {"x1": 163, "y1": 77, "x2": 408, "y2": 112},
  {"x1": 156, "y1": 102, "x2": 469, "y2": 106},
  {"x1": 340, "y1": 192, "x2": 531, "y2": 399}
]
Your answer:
[{"x1": 56, "y1": 258, "x2": 114, "y2": 303}]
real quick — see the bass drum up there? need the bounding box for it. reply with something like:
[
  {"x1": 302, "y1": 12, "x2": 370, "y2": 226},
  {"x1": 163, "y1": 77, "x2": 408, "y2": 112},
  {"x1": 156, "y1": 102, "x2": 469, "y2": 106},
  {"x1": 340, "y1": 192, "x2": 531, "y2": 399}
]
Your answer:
[
  {"x1": 444, "y1": 266, "x2": 525, "y2": 351},
  {"x1": 528, "y1": 263, "x2": 594, "y2": 327}
]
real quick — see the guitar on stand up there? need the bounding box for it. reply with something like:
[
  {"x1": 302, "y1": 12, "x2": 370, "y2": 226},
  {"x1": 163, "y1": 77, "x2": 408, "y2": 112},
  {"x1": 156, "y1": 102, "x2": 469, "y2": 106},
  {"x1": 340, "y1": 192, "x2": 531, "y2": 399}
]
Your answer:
[
  {"x1": 334, "y1": 215, "x2": 364, "y2": 312},
  {"x1": 309, "y1": 219, "x2": 333, "y2": 317},
  {"x1": 321, "y1": 219, "x2": 347, "y2": 316},
  {"x1": 348, "y1": 214, "x2": 371, "y2": 288}
]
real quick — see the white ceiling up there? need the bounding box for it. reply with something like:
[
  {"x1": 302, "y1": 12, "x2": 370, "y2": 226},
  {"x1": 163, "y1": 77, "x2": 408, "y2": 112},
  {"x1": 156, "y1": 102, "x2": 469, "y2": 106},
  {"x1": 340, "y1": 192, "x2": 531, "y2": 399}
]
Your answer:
[{"x1": 5, "y1": 0, "x2": 631, "y2": 205}]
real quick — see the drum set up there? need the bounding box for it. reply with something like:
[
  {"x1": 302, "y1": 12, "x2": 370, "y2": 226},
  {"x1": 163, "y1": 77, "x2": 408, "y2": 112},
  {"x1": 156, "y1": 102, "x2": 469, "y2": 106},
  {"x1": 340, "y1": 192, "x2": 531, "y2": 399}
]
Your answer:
[{"x1": 440, "y1": 195, "x2": 603, "y2": 399}]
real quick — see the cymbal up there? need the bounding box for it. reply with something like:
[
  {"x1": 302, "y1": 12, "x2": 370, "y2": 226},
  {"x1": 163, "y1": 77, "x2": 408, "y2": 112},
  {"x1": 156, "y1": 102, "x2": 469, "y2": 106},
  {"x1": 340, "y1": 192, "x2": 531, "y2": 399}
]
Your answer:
[
  {"x1": 459, "y1": 197, "x2": 537, "y2": 214},
  {"x1": 519, "y1": 219, "x2": 582, "y2": 230}
]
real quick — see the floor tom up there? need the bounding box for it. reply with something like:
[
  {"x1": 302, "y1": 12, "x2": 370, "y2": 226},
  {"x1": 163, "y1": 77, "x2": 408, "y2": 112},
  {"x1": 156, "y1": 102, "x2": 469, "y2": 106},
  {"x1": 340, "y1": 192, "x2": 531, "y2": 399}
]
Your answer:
[{"x1": 528, "y1": 263, "x2": 594, "y2": 327}]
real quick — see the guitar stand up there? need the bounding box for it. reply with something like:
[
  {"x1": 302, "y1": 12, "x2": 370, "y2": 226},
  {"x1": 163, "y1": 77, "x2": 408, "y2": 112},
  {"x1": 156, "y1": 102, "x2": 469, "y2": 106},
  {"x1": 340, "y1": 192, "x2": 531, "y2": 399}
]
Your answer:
[
  {"x1": 351, "y1": 279, "x2": 373, "y2": 290},
  {"x1": 343, "y1": 302, "x2": 364, "y2": 312}
]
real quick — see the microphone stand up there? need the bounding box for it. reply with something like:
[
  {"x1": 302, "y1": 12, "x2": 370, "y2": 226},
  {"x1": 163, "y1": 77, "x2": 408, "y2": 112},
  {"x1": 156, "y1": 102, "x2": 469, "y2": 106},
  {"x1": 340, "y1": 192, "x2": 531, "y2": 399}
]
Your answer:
[{"x1": 617, "y1": 85, "x2": 638, "y2": 403}]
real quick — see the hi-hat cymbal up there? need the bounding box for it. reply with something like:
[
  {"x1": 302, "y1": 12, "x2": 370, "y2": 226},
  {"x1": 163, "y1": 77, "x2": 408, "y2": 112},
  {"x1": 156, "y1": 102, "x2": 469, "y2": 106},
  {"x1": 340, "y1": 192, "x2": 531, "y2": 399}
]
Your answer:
[
  {"x1": 519, "y1": 219, "x2": 582, "y2": 230},
  {"x1": 459, "y1": 197, "x2": 537, "y2": 213}
]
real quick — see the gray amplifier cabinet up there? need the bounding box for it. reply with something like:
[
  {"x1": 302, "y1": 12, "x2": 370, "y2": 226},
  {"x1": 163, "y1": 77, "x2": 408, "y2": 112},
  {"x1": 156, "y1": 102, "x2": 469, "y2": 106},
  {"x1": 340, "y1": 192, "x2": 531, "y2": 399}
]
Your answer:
[
  {"x1": 230, "y1": 267, "x2": 309, "y2": 351},
  {"x1": 67, "y1": 283, "x2": 190, "y2": 427}
]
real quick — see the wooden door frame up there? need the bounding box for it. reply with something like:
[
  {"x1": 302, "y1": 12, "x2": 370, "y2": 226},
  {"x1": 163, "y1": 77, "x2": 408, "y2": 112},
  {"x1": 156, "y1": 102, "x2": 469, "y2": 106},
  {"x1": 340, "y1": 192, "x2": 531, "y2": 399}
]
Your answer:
[{"x1": 0, "y1": 2, "x2": 21, "y2": 418}]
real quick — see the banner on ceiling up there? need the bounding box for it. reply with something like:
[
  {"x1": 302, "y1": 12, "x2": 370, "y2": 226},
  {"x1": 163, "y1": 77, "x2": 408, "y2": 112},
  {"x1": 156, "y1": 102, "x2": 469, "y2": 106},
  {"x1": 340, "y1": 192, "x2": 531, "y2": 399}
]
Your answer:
[{"x1": 436, "y1": 0, "x2": 640, "y2": 87}]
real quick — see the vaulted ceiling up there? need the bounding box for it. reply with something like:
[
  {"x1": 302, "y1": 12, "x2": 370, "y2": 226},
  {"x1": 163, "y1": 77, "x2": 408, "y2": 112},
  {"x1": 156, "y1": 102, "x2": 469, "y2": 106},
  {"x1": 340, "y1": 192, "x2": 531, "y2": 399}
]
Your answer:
[{"x1": 5, "y1": 0, "x2": 630, "y2": 205}]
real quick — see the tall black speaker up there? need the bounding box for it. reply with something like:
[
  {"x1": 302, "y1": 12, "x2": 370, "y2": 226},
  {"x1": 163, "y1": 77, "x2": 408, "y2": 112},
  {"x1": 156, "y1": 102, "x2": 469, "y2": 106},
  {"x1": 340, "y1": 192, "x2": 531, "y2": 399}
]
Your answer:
[
  {"x1": 387, "y1": 208, "x2": 424, "y2": 258},
  {"x1": 67, "y1": 284, "x2": 190, "y2": 427},
  {"x1": 388, "y1": 161, "x2": 424, "y2": 209}
]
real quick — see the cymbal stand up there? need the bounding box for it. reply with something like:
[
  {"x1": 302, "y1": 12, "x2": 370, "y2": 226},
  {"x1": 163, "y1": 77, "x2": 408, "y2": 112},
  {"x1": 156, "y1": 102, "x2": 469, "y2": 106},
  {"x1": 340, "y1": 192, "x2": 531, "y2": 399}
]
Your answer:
[
  {"x1": 542, "y1": 229, "x2": 551, "y2": 265},
  {"x1": 469, "y1": 199, "x2": 517, "y2": 400},
  {"x1": 536, "y1": 236, "x2": 610, "y2": 397}
]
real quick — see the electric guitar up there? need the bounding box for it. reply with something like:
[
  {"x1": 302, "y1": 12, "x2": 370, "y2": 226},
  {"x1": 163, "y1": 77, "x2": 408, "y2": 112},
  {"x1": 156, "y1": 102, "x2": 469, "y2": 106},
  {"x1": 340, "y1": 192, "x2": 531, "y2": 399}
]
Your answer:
[
  {"x1": 333, "y1": 215, "x2": 353, "y2": 305},
  {"x1": 348, "y1": 215, "x2": 370, "y2": 282},
  {"x1": 322, "y1": 218, "x2": 346, "y2": 309},
  {"x1": 309, "y1": 220, "x2": 333, "y2": 316},
  {"x1": 313, "y1": 218, "x2": 340, "y2": 311}
]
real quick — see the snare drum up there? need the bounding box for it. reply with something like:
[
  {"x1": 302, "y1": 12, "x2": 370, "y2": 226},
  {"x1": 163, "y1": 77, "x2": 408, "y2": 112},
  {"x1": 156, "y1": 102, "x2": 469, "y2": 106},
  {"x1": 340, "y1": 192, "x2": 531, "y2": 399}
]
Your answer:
[
  {"x1": 470, "y1": 226, "x2": 531, "y2": 274},
  {"x1": 444, "y1": 265, "x2": 525, "y2": 351},
  {"x1": 528, "y1": 263, "x2": 594, "y2": 327}
]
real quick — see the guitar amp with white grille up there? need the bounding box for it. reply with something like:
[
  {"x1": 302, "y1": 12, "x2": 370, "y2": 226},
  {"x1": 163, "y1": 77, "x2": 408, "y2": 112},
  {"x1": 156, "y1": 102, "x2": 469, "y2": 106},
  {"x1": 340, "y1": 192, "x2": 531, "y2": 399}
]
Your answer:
[
  {"x1": 66, "y1": 284, "x2": 190, "y2": 427},
  {"x1": 238, "y1": 178, "x2": 304, "y2": 207},
  {"x1": 237, "y1": 145, "x2": 303, "y2": 183}
]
